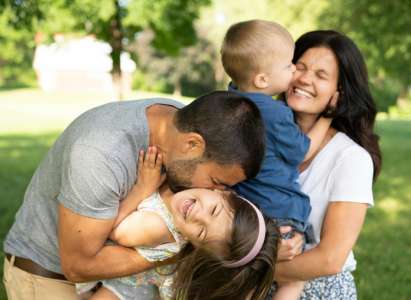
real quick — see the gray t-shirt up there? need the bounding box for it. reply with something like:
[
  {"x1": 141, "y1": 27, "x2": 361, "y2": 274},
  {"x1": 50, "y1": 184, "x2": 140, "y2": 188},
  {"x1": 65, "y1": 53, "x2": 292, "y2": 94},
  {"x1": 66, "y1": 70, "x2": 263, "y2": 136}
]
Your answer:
[{"x1": 4, "y1": 98, "x2": 184, "y2": 274}]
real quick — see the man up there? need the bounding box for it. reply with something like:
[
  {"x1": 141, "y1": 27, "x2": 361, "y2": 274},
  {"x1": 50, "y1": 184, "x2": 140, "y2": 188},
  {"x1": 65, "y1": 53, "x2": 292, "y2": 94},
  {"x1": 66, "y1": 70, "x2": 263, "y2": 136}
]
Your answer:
[{"x1": 3, "y1": 91, "x2": 265, "y2": 299}]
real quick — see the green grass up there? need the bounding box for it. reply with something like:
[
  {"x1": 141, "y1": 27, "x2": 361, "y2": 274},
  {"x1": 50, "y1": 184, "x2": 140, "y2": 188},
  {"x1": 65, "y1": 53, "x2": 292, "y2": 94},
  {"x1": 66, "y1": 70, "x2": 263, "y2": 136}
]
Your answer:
[
  {"x1": 354, "y1": 120, "x2": 411, "y2": 300},
  {"x1": 0, "y1": 89, "x2": 410, "y2": 299}
]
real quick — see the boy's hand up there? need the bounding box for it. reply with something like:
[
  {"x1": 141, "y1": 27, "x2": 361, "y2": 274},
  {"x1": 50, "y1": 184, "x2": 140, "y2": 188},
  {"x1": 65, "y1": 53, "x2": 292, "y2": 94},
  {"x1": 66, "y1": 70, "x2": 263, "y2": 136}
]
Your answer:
[
  {"x1": 132, "y1": 146, "x2": 166, "y2": 199},
  {"x1": 277, "y1": 226, "x2": 304, "y2": 261}
]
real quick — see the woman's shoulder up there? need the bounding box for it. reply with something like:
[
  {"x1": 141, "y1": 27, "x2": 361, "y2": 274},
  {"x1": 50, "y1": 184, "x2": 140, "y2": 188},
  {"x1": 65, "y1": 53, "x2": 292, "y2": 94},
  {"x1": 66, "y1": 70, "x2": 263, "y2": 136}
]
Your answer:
[
  {"x1": 332, "y1": 132, "x2": 371, "y2": 159},
  {"x1": 327, "y1": 132, "x2": 373, "y2": 173}
]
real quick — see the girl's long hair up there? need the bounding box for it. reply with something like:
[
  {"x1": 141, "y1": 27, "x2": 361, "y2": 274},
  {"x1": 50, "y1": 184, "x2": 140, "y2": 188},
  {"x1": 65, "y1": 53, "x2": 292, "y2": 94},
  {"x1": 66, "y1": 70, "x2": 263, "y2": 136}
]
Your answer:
[
  {"x1": 293, "y1": 30, "x2": 382, "y2": 180},
  {"x1": 172, "y1": 192, "x2": 279, "y2": 300}
]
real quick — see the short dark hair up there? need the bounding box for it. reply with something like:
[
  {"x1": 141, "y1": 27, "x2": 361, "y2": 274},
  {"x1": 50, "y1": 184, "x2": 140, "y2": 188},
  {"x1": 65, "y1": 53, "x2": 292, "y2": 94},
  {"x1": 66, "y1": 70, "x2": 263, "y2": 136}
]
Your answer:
[
  {"x1": 173, "y1": 192, "x2": 279, "y2": 300},
  {"x1": 174, "y1": 91, "x2": 265, "y2": 179},
  {"x1": 293, "y1": 30, "x2": 382, "y2": 180}
]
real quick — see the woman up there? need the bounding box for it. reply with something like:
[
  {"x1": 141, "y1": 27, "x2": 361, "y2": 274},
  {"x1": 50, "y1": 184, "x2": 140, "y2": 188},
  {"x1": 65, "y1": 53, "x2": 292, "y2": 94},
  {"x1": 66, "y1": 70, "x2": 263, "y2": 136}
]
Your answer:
[{"x1": 274, "y1": 30, "x2": 382, "y2": 299}]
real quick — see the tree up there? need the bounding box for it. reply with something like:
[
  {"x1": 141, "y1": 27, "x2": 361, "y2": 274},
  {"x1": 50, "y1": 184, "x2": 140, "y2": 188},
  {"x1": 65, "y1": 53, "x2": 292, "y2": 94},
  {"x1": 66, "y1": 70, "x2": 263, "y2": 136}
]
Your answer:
[
  {"x1": 1, "y1": 0, "x2": 210, "y2": 97},
  {"x1": 319, "y1": 0, "x2": 411, "y2": 111},
  {"x1": 0, "y1": 1, "x2": 43, "y2": 87},
  {"x1": 131, "y1": 29, "x2": 218, "y2": 96}
]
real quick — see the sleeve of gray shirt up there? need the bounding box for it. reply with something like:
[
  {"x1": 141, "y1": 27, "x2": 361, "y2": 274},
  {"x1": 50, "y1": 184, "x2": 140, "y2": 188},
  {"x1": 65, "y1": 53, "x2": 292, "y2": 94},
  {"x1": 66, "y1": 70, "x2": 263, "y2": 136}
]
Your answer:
[{"x1": 57, "y1": 143, "x2": 125, "y2": 219}]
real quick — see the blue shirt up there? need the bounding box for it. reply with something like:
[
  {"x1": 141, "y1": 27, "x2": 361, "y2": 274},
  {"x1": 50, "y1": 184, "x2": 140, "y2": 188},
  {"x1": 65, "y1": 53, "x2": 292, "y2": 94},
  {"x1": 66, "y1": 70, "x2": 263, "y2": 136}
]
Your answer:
[{"x1": 230, "y1": 85, "x2": 311, "y2": 225}]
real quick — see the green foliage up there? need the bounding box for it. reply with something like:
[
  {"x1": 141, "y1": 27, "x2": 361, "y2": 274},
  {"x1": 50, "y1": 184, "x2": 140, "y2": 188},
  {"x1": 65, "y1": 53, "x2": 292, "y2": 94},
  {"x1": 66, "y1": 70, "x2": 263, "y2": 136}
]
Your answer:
[
  {"x1": 132, "y1": 31, "x2": 217, "y2": 96},
  {"x1": 0, "y1": 0, "x2": 210, "y2": 90},
  {"x1": 132, "y1": 69, "x2": 174, "y2": 94},
  {"x1": 0, "y1": 7, "x2": 37, "y2": 87},
  {"x1": 370, "y1": 78, "x2": 401, "y2": 112},
  {"x1": 126, "y1": 0, "x2": 210, "y2": 56},
  {"x1": 319, "y1": 0, "x2": 411, "y2": 108}
]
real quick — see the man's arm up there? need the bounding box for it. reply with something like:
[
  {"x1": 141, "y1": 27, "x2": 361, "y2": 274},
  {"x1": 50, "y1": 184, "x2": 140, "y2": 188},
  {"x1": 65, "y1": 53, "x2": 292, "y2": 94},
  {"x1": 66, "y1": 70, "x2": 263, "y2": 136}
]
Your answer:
[{"x1": 58, "y1": 204, "x2": 155, "y2": 283}]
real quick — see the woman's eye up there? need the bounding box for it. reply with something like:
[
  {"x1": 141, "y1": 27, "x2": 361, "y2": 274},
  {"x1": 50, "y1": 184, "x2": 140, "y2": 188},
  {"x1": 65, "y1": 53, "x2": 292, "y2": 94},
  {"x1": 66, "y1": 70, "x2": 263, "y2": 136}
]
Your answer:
[{"x1": 296, "y1": 64, "x2": 304, "y2": 70}]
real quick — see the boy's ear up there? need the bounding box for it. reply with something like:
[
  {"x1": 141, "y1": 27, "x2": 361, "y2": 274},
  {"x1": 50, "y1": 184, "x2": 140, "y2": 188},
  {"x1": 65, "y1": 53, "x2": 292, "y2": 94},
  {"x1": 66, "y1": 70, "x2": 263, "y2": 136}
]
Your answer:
[
  {"x1": 180, "y1": 132, "x2": 205, "y2": 157},
  {"x1": 253, "y1": 73, "x2": 269, "y2": 89}
]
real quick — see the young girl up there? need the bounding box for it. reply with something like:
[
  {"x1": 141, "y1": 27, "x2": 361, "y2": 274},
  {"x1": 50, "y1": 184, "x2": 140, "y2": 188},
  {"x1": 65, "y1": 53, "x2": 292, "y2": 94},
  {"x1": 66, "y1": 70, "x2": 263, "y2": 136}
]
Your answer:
[{"x1": 78, "y1": 146, "x2": 280, "y2": 300}]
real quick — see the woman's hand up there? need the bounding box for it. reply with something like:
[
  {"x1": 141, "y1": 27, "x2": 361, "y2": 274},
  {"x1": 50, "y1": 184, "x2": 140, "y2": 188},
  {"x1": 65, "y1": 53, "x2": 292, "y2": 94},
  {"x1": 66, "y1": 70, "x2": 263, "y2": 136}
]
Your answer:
[
  {"x1": 132, "y1": 146, "x2": 166, "y2": 199},
  {"x1": 277, "y1": 226, "x2": 304, "y2": 261}
]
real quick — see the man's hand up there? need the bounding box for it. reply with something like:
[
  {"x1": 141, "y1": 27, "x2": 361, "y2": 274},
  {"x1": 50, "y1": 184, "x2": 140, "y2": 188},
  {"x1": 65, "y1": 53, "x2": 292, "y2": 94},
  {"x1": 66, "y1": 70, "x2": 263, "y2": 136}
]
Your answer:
[{"x1": 277, "y1": 226, "x2": 304, "y2": 261}]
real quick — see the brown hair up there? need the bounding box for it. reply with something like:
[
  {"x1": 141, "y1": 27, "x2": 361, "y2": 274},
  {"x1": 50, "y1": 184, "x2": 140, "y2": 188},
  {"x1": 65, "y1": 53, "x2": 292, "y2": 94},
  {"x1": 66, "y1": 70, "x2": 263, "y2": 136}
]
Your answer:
[
  {"x1": 172, "y1": 192, "x2": 279, "y2": 300},
  {"x1": 221, "y1": 19, "x2": 293, "y2": 88},
  {"x1": 292, "y1": 30, "x2": 382, "y2": 180}
]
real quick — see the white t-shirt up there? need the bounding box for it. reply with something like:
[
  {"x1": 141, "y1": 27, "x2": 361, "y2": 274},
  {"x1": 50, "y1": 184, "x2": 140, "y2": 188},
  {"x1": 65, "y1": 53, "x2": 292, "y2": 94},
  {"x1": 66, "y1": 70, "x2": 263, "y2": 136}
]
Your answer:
[{"x1": 299, "y1": 132, "x2": 374, "y2": 271}]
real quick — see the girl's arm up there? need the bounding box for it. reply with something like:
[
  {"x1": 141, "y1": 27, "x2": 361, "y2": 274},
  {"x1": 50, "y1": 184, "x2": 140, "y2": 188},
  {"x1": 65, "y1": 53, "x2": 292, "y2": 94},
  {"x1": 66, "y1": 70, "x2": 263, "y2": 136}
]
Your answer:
[
  {"x1": 274, "y1": 201, "x2": 368, "y2": 282},
  {"x1": 110, "y1": 210, "x2": 173, "y2": 247},
  {"x1": 113, "y1": 146, "x2": 165, "y2": 228}
]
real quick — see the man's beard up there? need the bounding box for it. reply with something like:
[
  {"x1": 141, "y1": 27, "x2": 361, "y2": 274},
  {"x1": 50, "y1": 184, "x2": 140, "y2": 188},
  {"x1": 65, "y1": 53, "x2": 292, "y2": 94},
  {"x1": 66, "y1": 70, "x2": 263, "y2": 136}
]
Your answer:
[{"x1": 166, "y1": 157, "x2": 205, "y2": 193}]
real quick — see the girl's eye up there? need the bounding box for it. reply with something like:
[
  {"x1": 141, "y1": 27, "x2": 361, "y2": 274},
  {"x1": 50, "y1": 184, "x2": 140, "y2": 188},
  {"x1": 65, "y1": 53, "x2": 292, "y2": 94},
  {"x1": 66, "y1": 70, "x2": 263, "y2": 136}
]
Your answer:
[
  {"x1": 212, "y1": 205, "x2": 217, "y2": 216},
  {"x1": 317, "y1": 73, "x2": 327, "y2": 80},
  {"x1": 198, "y1": 228, "x2": 204, "y2": 238}
]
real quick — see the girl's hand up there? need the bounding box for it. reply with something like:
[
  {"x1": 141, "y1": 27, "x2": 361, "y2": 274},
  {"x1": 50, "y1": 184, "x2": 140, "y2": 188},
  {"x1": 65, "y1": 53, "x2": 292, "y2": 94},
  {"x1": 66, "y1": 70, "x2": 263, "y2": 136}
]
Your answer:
[{"x1": 132, "y1": 146, "x2": 166, "y2": 199}]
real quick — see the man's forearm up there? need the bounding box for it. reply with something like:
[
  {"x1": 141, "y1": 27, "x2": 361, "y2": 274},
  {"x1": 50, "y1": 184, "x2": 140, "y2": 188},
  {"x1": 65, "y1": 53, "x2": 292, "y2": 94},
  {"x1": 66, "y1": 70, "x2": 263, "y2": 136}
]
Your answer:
[{"x1": 66, "y1": 244, "x2": 154, "y2": 282}]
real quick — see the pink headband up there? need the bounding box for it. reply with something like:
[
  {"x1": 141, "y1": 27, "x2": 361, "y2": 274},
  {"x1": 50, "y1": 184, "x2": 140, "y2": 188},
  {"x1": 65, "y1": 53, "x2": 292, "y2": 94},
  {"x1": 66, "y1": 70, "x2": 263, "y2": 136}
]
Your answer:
[{"x1": 226, "y1": 196, "x2": 266, "y2": 268}]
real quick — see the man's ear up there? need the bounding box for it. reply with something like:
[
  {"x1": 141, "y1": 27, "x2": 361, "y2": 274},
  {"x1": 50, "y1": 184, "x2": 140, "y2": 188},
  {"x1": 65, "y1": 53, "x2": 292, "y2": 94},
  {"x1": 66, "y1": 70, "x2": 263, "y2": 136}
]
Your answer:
[
  {"x1": 253, "y1": 73, "x2": 269, "y2": 89},
  {"x1": 180, "y1": 132, "x2": 205, "y2": 157}
]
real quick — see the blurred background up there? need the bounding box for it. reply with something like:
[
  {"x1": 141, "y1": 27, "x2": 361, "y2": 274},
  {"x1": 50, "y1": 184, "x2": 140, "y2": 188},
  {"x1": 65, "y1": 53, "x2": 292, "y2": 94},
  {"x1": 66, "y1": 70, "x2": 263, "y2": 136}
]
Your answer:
[{"x1": 0, "y1": 0, "x2": 410, "y2": 299}]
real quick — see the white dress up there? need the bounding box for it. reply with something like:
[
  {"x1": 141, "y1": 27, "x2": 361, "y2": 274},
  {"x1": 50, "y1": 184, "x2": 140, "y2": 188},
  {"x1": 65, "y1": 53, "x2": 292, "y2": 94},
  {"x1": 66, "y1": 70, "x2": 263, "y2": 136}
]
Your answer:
[{"x1": 77, "y1": 192, "x2": 185, "y2": 300}]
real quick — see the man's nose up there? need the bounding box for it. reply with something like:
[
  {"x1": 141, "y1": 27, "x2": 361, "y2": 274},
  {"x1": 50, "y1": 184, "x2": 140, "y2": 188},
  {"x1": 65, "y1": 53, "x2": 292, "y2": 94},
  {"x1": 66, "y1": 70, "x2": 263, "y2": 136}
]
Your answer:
[{"x1": 213, "y1": 183, "x2": 228, "y2": 191}]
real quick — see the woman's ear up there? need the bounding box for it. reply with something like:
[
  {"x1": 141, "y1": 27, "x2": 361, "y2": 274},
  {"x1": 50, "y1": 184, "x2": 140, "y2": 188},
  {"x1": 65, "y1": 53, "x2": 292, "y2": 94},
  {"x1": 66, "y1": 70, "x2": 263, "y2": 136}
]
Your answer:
[{"x1": 330, "y1": 91, "x2": 340, "y2": 108}]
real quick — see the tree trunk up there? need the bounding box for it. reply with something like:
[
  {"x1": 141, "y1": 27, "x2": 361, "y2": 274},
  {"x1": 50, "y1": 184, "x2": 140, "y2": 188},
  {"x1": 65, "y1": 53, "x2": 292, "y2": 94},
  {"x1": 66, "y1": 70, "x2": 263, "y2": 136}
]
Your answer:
[{"x1": 109, "y1": 0, "x2": 123, "y2": 100}]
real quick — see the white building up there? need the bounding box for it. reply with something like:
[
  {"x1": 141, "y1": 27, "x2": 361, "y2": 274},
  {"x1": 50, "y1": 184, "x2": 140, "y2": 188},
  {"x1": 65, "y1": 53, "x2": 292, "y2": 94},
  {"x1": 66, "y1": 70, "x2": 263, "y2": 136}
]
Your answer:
[{"x1": 33, "y1": 35, "x2": 136, "y2": 93}]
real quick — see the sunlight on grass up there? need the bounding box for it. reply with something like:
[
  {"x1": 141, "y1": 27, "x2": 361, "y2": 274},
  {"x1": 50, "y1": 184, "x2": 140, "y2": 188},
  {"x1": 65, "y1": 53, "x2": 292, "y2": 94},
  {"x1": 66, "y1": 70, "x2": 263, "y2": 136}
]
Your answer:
[
  {"x1": 377, "y1": 197, "x2": 404, "y2": 219},
  {"x1": 0, "y1": 88, "x2": 192, "y2": 134}
]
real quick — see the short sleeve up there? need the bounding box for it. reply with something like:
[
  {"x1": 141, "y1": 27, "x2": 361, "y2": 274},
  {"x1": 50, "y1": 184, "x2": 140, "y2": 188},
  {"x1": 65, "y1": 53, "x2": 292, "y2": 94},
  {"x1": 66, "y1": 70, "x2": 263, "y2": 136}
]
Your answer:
[
  {"x1": 329, "y1": 146, "x2": 374, "y2": 206},
  {"x1": 57, "y1": 144, "x2": 123, "y2": 219},
  {"x1": 269, "y1": 108, "x2": 310, "y2": 166}
]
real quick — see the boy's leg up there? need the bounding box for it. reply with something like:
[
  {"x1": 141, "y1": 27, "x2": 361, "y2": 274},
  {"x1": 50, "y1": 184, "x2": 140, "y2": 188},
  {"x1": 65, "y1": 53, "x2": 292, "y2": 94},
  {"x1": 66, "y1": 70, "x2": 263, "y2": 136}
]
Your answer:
[
  {"x1": 3, "y1": 256, "x2": 78, "y2": 300},
  {"x1": 272, "y1": 281, "x2": 305, "y2": 300}
]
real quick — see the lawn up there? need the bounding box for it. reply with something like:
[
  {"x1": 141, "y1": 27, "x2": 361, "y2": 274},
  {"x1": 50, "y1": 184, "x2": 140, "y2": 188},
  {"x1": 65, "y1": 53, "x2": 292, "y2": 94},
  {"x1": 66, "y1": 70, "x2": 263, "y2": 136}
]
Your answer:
[{"x1": 1, "y1": 89, "x2": 410, "y2": 299}]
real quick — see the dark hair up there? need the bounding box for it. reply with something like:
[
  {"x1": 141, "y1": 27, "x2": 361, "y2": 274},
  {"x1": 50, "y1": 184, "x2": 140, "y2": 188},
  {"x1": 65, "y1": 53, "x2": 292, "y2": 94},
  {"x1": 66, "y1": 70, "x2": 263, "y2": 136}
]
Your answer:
[
  {"x1": 174, "y1": 91, "x2": 265, "y2": 179},
  {"x1": 173, "y1": 192, "x2": 279, "y2": 300},
  {"x1": 293, "y1": 30, "x2": 382, "y2": 180}
]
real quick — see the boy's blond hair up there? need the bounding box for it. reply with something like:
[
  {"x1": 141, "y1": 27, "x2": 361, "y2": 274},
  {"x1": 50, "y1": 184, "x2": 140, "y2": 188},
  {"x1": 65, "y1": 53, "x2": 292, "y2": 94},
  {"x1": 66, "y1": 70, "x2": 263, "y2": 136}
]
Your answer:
[{"x1": 221, "y1": 20, "x2": 293, "y2": 88}]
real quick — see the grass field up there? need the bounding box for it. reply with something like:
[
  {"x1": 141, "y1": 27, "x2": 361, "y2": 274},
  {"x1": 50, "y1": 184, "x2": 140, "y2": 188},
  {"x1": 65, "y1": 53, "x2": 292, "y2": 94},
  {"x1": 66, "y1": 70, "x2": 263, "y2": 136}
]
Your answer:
[{"x1": 1, "y1": 89, "x2": 410, "y2": 299}]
